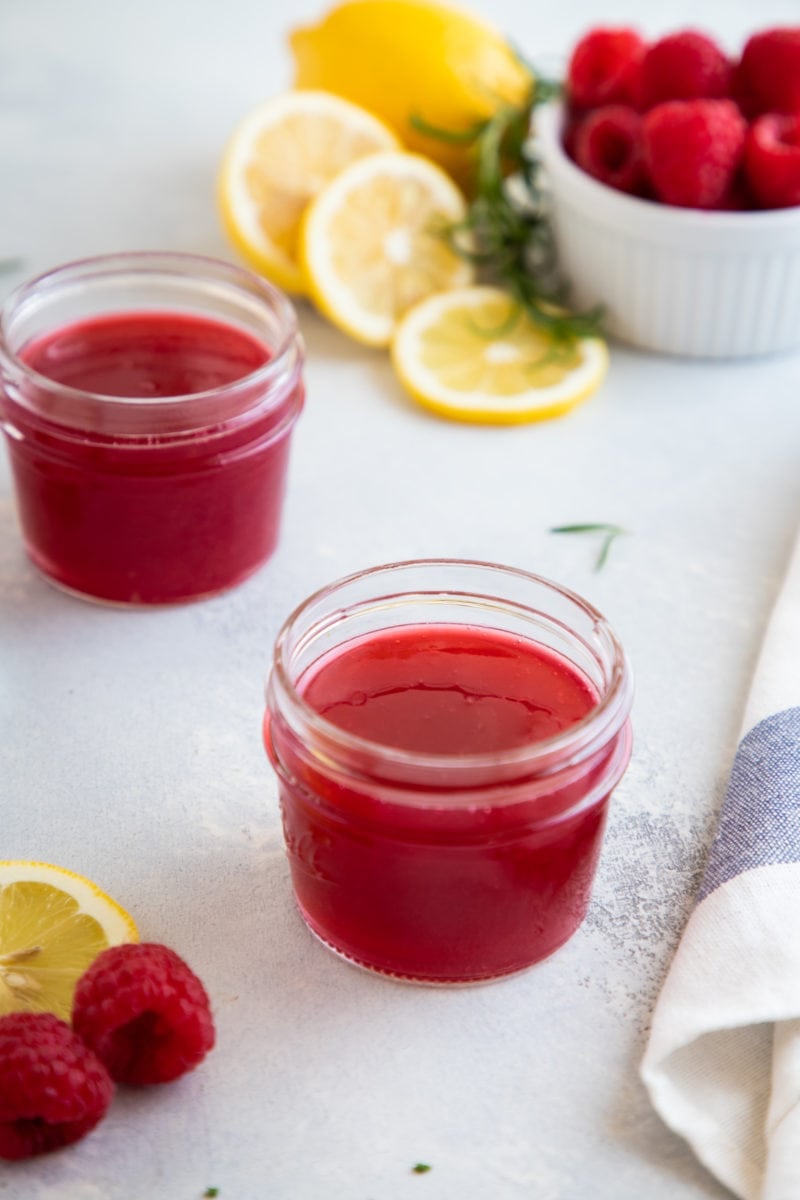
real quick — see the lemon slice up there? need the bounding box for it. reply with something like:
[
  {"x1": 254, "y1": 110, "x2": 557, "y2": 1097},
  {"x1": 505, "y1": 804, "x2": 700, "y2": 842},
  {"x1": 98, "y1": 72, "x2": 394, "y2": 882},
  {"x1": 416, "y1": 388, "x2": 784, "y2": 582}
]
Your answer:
[
  {"x1": 391, "y1": 286, "x2": 609, "y2": 424},
  {"x1": 218, "y1": 90, "x2": 400, "y2": 294},
  {"x1": 299, "y1": 150, "x2": 473, "y2": 345},
  {"x1": 0, "y1": 861, "x2": 138, "y2": 1021}
]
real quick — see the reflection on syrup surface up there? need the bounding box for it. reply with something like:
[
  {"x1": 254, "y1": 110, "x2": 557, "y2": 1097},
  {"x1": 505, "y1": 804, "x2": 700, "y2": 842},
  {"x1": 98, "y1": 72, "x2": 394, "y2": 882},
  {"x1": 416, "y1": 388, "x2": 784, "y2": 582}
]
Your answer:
[{"x1": 299, "y1": 623, "x2": 597, "y2": 755}]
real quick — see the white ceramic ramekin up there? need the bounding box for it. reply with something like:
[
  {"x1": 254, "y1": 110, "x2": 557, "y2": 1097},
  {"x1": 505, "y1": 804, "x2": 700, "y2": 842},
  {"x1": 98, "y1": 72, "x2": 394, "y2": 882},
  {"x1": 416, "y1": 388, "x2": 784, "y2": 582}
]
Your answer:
[{"x1": 535, "y1": 102, "x2": 800, "y2": 359}]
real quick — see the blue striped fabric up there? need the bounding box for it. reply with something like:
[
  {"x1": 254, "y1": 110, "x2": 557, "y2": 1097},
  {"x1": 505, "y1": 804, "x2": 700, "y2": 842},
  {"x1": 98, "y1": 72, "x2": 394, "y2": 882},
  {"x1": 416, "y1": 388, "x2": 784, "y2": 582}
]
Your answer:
[{"x1": 698, "y1": 707, "x2": 800, "y2": 903}]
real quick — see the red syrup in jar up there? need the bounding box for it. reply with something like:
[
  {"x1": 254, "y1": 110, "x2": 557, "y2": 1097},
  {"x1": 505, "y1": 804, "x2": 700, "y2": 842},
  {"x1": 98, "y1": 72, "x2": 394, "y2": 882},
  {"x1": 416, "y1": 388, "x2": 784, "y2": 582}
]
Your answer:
[
  {"x1": 267, "y1": 621, "x2": 627, "y2": 983},
  {"x1": 3, "y1": 310, "x2": 302, "y2": 604},
  {"x1": 22, "y1": 310, "x2": 269, "y2": 399}
]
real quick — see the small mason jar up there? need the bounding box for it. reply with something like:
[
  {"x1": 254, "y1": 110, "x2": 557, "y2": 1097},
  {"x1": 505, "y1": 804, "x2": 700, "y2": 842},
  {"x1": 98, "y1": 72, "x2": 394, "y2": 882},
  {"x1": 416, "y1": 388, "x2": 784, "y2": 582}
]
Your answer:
[
  {"x1": 0, "y1": 252, "x2": 304, "y2": 604},
  {"x1": 265, "y1": 559, "x2": 633, "y2": 984}
]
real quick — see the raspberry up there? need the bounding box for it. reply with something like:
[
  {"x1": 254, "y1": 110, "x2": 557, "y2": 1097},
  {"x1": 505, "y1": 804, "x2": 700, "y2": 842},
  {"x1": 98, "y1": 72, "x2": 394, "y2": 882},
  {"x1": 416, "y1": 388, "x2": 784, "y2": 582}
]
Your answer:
[
  {"x1": 573, "y1": 106, "x2": 646, "y2": 194},
  {"x1": 744, "y1": 113, "x2": 800, "y2": 209},
  {"x1": 72, "y1": 943, "x2": 215, "y2": 1086},
  {"x1": 561, "y1": 113, "x2": 582, "y2": 161},
  {"x1": 567, "y1": 28, "x2": 645, "y2": 111},
  {"x1": 716, "y1": 176, "x2": 757, "y2": 211},
  {"x1": 643, "y1": 99, "x2": 747, "y2": 209},
  {"x1": 735, "y1": 28, "x2": 800, "y2": 117},
  {"x1": 638, "y1": 30, "x2": 732, "y2": 109},
  {"x1": 0, "y1": 1012, "x2": 112, "y2": 1160}
]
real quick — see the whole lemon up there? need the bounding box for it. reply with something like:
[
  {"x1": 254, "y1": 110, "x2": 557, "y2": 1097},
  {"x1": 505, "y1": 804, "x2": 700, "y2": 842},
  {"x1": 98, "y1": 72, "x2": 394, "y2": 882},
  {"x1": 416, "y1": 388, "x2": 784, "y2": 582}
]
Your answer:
[{"x1": 289, "y1": 0, "x2": 532, "y2": 188}]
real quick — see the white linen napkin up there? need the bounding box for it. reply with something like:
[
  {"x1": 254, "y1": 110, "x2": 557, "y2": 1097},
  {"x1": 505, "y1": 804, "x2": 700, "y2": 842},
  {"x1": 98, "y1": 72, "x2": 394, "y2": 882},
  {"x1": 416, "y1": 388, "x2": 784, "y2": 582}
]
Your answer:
[{"x1": 641, "y1": 527, "x2": 800, "y2": 1200}]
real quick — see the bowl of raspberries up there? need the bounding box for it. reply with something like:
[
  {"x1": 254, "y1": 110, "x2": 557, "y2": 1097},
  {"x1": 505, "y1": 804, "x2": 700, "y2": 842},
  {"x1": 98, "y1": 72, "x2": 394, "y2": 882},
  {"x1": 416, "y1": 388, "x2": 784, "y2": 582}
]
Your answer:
[{"x1": 535, "y1": 26, "x2": 800, "y2": 358}]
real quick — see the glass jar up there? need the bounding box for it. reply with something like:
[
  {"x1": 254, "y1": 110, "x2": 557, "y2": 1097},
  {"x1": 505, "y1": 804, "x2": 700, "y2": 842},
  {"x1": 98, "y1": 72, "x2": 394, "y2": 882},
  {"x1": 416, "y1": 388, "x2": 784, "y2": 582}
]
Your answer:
[
  {"x1": 0, "y1": 252, "x2": 304, "y2": 604},
  {"x1": 265, "y1": 559, "x2": 633, "y2": 984}
]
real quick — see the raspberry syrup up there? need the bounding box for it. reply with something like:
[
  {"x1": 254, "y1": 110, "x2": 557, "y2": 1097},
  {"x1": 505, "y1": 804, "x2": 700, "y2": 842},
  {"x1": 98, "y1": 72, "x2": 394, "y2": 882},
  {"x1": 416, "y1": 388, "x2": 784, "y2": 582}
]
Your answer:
[
  {"x1": 2, "y1": 307, "x2": 302, "y2": 604},
  {"x1": 23, "y1": 311, "x2": 269, "y2": 399},
  {"x1": 267, "y1": 619, "x2": 630, "y2": 983}
]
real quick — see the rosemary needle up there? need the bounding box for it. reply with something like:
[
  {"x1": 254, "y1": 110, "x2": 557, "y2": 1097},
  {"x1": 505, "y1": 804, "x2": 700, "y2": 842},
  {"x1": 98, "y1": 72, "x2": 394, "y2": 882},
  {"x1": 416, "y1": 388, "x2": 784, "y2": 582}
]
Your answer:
[
  {"x1": 412, "y1": 72, "x2": 603, "y2": 345},
  {"x1": 550, "y1": 523, "x2": 628, "y2": 571}
]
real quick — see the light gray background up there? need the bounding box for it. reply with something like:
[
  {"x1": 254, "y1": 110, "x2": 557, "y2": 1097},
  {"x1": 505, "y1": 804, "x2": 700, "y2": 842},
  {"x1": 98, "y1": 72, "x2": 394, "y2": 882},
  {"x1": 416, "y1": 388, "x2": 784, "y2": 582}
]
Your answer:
[{"x1": 1, "y1": 1, "x2": 799, "y2": 1197}]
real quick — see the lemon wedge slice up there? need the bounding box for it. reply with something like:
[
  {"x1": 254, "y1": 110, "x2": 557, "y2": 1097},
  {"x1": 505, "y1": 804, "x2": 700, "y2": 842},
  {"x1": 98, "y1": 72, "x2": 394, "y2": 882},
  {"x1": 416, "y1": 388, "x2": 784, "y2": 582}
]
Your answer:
[
  {"x1": 299, "y1": 150, "x2": 473, "y2": 345},
  {"x1": 391, "y1": 286, "x2": 609, "y2": 424},
  {"x1": 0, "y1": 861, "x2": 138, "y2": 1021},
  {"x1": 218, "y1": 90, "x2": 399, "y2": 294}
]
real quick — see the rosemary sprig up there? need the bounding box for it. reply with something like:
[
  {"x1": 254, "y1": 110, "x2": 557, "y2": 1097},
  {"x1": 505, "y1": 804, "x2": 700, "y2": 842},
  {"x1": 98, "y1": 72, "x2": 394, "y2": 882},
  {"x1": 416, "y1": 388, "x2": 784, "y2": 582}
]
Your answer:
[
  {"x1": 550, "y1": 523, "x2": 628, "y2": 570},
  {"x1": 412, "y1": 73, "x2": 603, "y2": 344}
]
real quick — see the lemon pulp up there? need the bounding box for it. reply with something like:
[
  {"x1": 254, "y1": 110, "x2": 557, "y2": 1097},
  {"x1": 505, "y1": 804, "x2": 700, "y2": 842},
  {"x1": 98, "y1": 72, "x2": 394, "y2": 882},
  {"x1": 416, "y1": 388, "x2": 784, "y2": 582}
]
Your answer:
[
  {"x1": 300, "y1": 150, "x2": 472, "y2": 344},
  {"x1": 218, "y1": 90, "x2": 399, "y2": 293},
  {"x1": 0, "y1": 862, "x2": 138, "y2": 1021}
]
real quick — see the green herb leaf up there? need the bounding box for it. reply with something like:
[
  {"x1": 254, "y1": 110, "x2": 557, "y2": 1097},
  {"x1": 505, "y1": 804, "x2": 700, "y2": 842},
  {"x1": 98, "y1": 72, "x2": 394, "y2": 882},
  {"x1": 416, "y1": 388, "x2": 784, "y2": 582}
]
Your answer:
[
  {"x1": 550, "y1": 523, "x2": 626, "y2": 535},
  {"x1": 412, "y1": 1163, "x2": 432, "y2": 1174},
  {"x1": 410, "y1": 114, "x2": 488, "y2": 145},
  {"x1": 550, "y1": 523, "x2": 628, "y2": 571},
  {"x1": 203, "y1": 1189, "x2": 220, "y2": 1198},
  {"x1": 413, "y1": 66, "x2": 603, "y2": 345}
]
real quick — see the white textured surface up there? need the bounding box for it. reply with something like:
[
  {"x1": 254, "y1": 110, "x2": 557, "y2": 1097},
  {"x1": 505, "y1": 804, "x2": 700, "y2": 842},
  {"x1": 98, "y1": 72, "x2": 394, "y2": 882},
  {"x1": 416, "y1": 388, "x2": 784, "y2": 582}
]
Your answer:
[{"x1": 1, "y1": 1, "x2": 799, "y2": 1198}]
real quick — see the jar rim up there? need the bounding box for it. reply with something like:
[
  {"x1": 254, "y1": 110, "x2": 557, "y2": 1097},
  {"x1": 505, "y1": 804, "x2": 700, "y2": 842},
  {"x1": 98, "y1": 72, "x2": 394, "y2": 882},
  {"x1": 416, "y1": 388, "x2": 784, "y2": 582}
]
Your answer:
[
  {"x1": 0, "y1": 251, "x2": 302, "y2": 430},
  {"x1": 270, "y1": 557, "x2": 633, "y2": 778}
]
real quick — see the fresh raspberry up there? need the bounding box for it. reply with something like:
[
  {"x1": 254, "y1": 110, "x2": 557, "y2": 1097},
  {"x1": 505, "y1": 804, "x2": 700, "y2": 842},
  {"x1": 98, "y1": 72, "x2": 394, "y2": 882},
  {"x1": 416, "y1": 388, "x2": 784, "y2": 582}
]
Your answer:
[
  {"x1": 561, "y1": 113, "x2": 582, "y2": 161},
  {"x1": 567, "y1": 28, "x2": 646, "y2": 111},
  {"x1": 72, "y1": 943, "x2": 215, "y2": 1086},
  {"x1": 716, "y1": 176, "x2": 757, "y2": 211},
  {"x1": 744, "y1": 113, "x2": 800, "y2": 209},
  {"x1": 735, "y1": 28, "x2": 800, "y2": 117},
  {"x1": 638, "y1": 31, "x2": 732, "y2": 109},
  {"x1": 643, "y1": 99, "x2": 747, "y2": 209},
  {"x1": 574, "y1": 106, "x2": 646, "y2": 194},
  {"x1": 0, "y1": 1012, "x2": 112, "y2": 1160}
]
